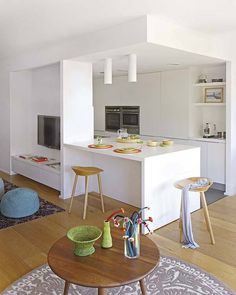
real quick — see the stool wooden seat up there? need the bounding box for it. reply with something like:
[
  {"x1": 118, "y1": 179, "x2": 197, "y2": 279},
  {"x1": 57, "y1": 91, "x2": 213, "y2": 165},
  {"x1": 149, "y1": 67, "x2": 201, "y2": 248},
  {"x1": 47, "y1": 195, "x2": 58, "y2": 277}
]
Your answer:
[
  {"x1": 174, "y1": 177, "x2": 215, "y2": 245},
  {"x1": 68, "y1": 166, "x2": 105, "y2": 219},
  {"x1": 72, "y1": 166, "x2": 103, "y2": 176}
]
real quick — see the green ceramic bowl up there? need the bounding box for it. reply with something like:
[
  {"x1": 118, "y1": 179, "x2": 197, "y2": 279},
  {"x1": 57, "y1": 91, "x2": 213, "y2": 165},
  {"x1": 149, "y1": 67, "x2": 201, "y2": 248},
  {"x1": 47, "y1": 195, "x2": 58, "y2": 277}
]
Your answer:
[{"x1": 67, "y1": 225, "x2": 102, "y2": 256}]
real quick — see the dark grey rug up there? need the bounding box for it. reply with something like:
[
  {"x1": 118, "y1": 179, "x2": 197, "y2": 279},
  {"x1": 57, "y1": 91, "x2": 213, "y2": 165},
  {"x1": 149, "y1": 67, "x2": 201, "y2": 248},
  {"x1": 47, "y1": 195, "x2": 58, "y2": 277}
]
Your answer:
[
  {"x1": 0, "y1": 180, "x2": 65, "y2": 229},
  {"x1": 1, "y1": 256, "x2": 235, "y2": 295}
]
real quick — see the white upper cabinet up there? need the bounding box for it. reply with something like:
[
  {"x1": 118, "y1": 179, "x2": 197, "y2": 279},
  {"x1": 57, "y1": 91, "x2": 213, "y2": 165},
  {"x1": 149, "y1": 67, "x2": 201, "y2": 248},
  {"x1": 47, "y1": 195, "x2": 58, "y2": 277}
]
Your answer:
[{"x1": 160, "y1": 69, "x2": 190, "y2": 138}]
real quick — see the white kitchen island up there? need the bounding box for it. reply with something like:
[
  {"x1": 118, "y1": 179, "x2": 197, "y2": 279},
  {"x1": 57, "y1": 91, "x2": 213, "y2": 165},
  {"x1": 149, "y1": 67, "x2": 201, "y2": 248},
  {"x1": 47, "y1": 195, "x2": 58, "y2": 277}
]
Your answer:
[{"x1": 63, "y1": 139, "x2": 200, "y2": 232}]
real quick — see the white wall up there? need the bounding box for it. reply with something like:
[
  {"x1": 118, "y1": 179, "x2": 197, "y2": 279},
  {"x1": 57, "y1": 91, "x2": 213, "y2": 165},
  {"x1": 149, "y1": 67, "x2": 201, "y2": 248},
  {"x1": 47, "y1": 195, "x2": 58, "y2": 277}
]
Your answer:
[
  {"x1": 10, "y1": 71, "x2": 32, "y2": 157},
  {"x1": 61, "y1": 60, "x2": 94, "y2": 197},
  {"x1": 30, "y1": 63, "x2": 60, "y2": 159},
  {"x1": 10, "y1": 63, "x2": 61, "y2": 162},
  {"x1": 62, "y1": 61, "x2": 93, "y2": 144},
  {"x1": 94, "y1": 69, "x2": 190, "y2": 138}
]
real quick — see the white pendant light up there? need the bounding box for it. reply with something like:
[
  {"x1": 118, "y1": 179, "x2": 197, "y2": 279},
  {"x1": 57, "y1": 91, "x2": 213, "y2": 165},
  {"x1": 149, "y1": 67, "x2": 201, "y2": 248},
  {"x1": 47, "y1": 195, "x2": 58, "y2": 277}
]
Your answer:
[
  {"x1": 128, "y1": 54, "x2": 137, "y2": 82},
  {"x1": 104, "y1": 58, "x2": 112, "y2": 84}
]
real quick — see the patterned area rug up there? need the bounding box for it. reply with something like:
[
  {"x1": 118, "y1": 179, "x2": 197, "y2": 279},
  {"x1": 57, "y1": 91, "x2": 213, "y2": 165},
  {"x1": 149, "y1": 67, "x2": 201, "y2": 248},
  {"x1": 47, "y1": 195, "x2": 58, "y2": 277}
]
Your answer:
[
  {"x1": 1, "y1": 256, "x2": 235, "y2": 295},
  {"x1": 0, "y1": 180, "x2": 65, "y2": 229}
]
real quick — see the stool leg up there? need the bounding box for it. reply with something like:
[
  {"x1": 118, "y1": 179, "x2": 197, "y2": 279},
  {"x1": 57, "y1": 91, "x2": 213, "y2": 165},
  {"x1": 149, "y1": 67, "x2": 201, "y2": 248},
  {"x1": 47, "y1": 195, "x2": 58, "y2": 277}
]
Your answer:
[
  {"x1": 68, "y1": 174, "x2": 78, "y2": 213},
  {"x1": 200, "y1": 192, "x2": 215, "y2": 245},
  {"x1": 83, "y1": 176, "x2": 89, "y2": 220},
  {"x1": 97, "y1": 173, "x2": 105, "y2": 213},
  {"x1": 179, "y1": 197, "x2": 183, "y2": 242}
]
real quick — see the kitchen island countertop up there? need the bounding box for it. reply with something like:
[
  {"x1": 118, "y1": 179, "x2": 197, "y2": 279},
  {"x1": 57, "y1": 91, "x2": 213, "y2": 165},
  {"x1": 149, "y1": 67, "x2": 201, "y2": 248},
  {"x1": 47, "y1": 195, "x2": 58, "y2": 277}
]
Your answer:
[{"x1": 64, "y1": 138, "x2": 198, "y2": 162}]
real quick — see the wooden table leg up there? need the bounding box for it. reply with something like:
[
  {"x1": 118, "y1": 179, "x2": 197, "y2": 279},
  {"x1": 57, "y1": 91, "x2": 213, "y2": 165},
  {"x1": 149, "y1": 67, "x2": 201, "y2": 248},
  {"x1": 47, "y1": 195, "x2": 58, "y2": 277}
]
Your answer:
[
  {"x1": 98, "y1": 287, "x2": 107, "y2": 295},
  {"x1": 139, "y1": 279, "x2": 147, "y2": 295},
  {"x1": 63, "y1": 281, "x2": 70, "y2": 295}
]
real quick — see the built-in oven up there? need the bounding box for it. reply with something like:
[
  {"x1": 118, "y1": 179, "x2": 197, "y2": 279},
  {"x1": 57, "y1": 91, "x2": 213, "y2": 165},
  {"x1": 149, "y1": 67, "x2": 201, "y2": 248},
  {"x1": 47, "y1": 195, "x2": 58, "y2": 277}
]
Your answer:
[
  {"x1": 105, "y1": 106, "x2": 121, "y2": 132},
  {"x1": 121, "y1": 106, "x2": 140, "y2": 134},
  {"x1": 105, "y1": 106, "x2": 140, "y2": 134}
]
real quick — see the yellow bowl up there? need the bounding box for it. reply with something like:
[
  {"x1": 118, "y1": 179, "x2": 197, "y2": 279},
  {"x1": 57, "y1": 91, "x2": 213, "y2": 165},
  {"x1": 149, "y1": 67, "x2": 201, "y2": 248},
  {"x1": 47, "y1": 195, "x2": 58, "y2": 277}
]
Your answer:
[
  {"x1": 147, "y1": 140, "x2": 158, "y2": 147},
  {"x1": 161, "y1": 140, "x2": 174, "y2": 146}
]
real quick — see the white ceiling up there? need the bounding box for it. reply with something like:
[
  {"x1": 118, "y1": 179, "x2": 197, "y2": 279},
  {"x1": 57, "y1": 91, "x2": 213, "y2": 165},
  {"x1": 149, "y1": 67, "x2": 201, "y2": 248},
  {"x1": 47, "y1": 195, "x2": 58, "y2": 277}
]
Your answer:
[
  {"x1": 75, "y1": 43, "x2": 225, "y2": 77},
  {"x1": 1, "y1": 0, "x2": 236, "y2": 60}
]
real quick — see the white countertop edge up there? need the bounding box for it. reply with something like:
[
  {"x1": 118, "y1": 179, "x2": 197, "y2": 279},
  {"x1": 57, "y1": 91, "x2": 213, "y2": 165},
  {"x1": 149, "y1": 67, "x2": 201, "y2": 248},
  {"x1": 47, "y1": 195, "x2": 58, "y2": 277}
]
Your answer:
[
  {"x1": 64, "y1": 142, "x2": 200, "y2": 162},
  {"x1": 94, "y1": 131, "x2": 226, "y2": 144},
  {"x1": 189, "y1": 137, "x2": 226, "y2": 143}
]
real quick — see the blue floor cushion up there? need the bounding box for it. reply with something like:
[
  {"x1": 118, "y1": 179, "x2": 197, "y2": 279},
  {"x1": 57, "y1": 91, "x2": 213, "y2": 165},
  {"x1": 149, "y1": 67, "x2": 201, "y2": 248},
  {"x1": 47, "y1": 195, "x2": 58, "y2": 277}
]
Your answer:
[
  {"x1": 0, "y1": 178, "x2": 4, "y2": 200},
  {"x1": 0, "y1": 188, "x2": 40, "y2": 218}
]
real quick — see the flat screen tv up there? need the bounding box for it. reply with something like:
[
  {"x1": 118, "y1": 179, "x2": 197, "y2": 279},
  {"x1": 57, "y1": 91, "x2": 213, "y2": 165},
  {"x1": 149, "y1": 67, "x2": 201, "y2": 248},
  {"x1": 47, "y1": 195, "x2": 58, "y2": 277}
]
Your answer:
[{"x1": 38, "y1": 115, "x2": 60, "y2": 150}]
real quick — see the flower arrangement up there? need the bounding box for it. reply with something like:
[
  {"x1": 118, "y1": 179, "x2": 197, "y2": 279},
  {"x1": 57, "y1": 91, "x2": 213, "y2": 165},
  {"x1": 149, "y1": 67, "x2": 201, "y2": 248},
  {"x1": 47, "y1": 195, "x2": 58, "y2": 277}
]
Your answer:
[
  {"x1": 106, "y1": 207, "x2": 153, "y2": 258},
  {"x1": 105, "y1": 208, "x2": 125, "y2": 222}
]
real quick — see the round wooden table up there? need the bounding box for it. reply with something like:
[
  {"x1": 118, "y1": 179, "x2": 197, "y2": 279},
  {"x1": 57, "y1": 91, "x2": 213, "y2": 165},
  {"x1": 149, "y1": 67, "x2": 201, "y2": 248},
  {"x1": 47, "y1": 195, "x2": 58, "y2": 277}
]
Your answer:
[{"x1": 48, "y1": 231, "x2": 160, "y2": 295}]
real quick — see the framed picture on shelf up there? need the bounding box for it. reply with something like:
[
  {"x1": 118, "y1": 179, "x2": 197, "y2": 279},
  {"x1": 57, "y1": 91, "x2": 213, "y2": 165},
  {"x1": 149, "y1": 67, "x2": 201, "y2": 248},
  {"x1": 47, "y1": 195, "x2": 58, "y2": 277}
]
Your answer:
[{"x1": 204, "y1": 87, "x2": 223, "y2": 103}]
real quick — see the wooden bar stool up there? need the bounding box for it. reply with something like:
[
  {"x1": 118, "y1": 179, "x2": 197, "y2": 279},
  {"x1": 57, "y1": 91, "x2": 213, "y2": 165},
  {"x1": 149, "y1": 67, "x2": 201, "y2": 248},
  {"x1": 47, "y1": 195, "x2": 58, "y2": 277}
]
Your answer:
[
  {"x1": 174, "y1": 177, "x2": 215, "y2": 245},
  {"x1": 68, "y1": 166, "x2": 105, "y2": 219}
]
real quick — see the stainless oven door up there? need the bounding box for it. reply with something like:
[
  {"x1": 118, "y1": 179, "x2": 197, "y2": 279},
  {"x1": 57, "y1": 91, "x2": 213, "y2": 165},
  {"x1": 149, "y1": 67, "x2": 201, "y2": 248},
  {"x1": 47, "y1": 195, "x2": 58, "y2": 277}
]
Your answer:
[
  {"x1": 121, "y1": 106, "x2": 140, "y2": 134},
  {"x1": 122, "y1": 112, "x2": 139, "y2": 127},
  {"x1": 105, "y1": 112, "x2": 121, "y2": 132}
]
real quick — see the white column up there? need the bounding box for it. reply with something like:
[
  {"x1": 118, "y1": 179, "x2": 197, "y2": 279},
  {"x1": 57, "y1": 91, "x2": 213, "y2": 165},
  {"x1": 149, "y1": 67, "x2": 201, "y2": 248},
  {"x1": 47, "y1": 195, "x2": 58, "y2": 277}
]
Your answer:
[{"x1": 61, "y1": 60, "x2": 94, "y2": 198}]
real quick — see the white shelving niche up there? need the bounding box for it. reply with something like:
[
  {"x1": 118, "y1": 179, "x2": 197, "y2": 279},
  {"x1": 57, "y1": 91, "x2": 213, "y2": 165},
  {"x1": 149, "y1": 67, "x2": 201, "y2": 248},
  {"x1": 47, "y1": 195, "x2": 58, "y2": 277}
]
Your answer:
[
  {"x1": 189, "y1": 64, "x2": 226, "y2": 187},
  {"x1": 10, "y1": 63, "x2": 61, "y2": 191},
  {"x1": 189, "y1": 64, "x2": 226, "y2": 139}
]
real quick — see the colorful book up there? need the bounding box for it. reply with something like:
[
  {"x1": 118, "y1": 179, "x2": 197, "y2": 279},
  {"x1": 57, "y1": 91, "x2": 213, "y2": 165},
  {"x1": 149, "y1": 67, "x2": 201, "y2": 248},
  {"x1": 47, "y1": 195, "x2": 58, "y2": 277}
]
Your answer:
[{"x1": 31, "y1": 156, "x2": 48, "y2": 162}]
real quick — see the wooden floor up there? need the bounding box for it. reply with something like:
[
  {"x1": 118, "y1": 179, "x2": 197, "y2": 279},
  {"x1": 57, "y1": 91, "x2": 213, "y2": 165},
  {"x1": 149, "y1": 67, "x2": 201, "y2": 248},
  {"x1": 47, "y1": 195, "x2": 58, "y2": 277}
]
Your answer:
[{"x1": 0, "y1": 171, "x2": 235, "y2": 292}]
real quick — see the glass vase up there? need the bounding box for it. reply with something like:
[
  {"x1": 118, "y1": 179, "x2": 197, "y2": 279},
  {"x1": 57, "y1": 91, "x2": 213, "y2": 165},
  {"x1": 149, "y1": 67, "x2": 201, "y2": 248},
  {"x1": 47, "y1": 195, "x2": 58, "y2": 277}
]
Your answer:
[{"x1": 124, "y1": 224, "x2": 140, "y2": 259}]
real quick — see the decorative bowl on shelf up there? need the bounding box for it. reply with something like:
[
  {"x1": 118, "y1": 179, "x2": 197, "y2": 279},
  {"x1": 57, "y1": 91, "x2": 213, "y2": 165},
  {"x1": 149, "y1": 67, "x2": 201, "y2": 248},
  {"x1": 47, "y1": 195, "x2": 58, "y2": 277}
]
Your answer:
[{"x1": 67, "y1": 225, "x2": 102, "y2": 256}]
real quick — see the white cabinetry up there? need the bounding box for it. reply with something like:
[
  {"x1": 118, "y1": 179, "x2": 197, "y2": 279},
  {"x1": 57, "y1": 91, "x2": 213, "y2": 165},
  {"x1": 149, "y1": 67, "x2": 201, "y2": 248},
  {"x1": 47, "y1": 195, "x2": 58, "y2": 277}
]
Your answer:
[
  {"x1": 12, "y1": 156, "x2": 61, "y2": 190},
  {"x1": 189, "y1": 140, "x2": 225, "y2": 184},
  {"x1": 188, "y1": 140, "x2": 208, "y2": 177},
  {"x1": 207, "y1": 142, "x2": 225, "y2": 184},
  {"x1": 160, "y1": 69, "x2": 189, "y2": 138},
  {"x1": 167, "y1": 138, "x2": 225, "y2": 184}
]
